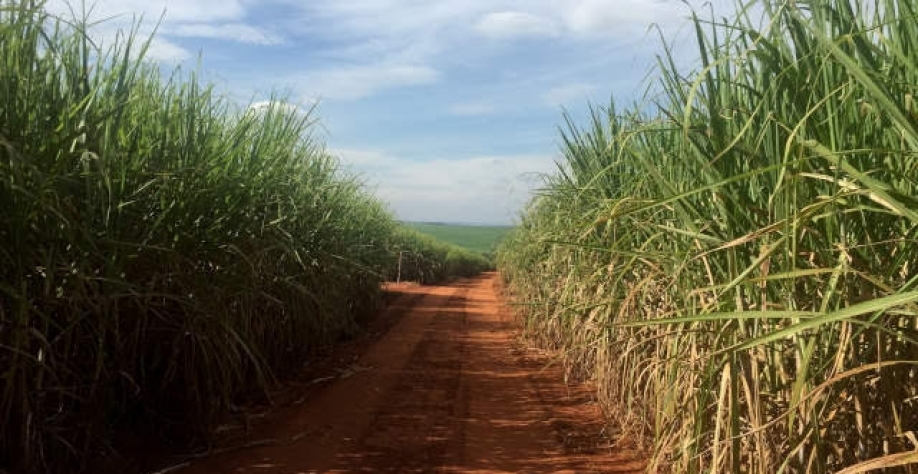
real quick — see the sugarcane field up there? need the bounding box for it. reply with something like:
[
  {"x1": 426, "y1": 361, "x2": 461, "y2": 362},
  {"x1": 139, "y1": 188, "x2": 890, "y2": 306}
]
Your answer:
[{"x1": 3, "y1": 0, "x2": 918, "y2": 472}]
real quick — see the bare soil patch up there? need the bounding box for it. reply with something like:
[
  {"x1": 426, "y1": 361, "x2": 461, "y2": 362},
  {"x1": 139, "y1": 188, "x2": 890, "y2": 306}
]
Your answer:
[{"x1": 168, "y1": 273, "x2": 643, "y2": 473}]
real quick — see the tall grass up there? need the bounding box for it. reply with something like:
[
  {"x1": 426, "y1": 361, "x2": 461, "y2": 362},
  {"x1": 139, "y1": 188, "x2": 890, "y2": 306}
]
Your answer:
[
  {"x1": 499, "y1": 0, "x2": 918, "y2": 472},
  {"x1": 0, "y1": 2, "x2": 486, "y2": 472}
]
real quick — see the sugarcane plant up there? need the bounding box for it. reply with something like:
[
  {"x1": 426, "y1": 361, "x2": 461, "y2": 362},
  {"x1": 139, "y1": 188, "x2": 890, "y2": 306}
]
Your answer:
[{"x1": 499, "y1": 0, "x2": 918, "y2": 472}]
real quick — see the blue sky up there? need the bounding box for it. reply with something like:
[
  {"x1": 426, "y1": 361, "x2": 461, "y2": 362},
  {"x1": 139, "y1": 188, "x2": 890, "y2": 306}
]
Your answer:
[{"x1": 47, "y1": 0, "x2": 737, "y2": 224}]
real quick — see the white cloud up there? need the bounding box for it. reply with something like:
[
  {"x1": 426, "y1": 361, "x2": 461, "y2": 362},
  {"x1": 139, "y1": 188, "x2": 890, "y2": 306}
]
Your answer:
[
  {"x1": 559, "y1": 0, "x2": 742, "y2": 36},
  {"x1": 35, "y1": 0, "x2": 745, "y2": 225},
  {"x1": 542, "y1": 83, "x2": 599, "y2": 106},
  {"x1": 333, "y1": 148, "x2": 556, "y2": 224},
  {"x1": 475, "y1": 11, "x2": 559, "y2": 38},
  {"x1": 44, "y1": 0, "x2": 278, "y2": 63},
  {"x1": 293, "y1": 2, "x2": 489, "y2": 40},
  {"x1": 45, "y1": 0, "x2": 245, "y2": 24},
  {"x1": 167, "y1": 23, "x2": 283, "y2": 45},
  {"x1": 290, "y1": 1, "x2": 729, "y2": 49},
  {"x1": 145, "y1": 37, "x2": 192, "y2": 61},
  {"x1": 562, "y1": 0, "x2": 675, "y2": 35},
  {"x1": 448, "y1": 102, "x2": 496, "y2": 116},
  {"x1": 295, "y1": 64, "x2": 440, "y2": 101},
  {"x1": 247, "y1": 100, "x2": 315, "y2": 118}
]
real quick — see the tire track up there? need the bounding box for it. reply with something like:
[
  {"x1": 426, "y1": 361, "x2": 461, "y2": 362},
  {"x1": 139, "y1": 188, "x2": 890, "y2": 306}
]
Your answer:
[{"x1": 330, "y1": 283, "x2": 471, "y2": 472}]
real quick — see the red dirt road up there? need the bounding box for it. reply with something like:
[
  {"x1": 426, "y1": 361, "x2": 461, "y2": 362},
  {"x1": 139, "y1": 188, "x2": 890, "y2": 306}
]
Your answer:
[{"x1": 176, "y1": 273, "x2": 643, "y2": 473}]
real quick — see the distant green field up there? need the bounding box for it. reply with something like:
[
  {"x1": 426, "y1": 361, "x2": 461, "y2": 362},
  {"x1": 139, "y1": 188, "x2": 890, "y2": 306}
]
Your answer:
[{"x1": 404, "y1": 222, "x2": 512, "y2": 254}]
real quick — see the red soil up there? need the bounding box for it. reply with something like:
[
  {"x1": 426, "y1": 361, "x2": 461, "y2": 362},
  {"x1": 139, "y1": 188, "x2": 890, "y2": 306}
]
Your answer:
[{"x1": 170, "y1": 273, "x2": 644, "y2": 474}]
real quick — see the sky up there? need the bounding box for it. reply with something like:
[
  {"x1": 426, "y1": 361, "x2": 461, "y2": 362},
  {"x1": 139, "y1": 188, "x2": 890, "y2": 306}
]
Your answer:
[{"x1": 45, "y1": 0, "x2": 739, "y2": 225}]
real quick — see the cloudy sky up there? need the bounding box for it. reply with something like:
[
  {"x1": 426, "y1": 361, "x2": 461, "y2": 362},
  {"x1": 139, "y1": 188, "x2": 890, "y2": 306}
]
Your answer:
[{"x1": 46, "y1": 0, "x2": 737, "y2": 224}]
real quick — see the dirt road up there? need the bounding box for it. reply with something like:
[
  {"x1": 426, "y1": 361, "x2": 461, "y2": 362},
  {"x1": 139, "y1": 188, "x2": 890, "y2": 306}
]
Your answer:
[{"x1": 176, "y1": 273, "x2": 643, "y2": 473}]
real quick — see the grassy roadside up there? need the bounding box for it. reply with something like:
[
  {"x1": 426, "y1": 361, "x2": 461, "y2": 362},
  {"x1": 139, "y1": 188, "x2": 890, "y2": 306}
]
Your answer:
[{"x1": 498, "y1": 0, "x2": 918, "y2": 472}]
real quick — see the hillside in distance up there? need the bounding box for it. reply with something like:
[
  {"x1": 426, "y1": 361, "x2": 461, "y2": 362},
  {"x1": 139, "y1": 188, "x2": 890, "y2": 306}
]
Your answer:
[{"x1": 403, "y1": 222, "x2": 512, "y2": 254}]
